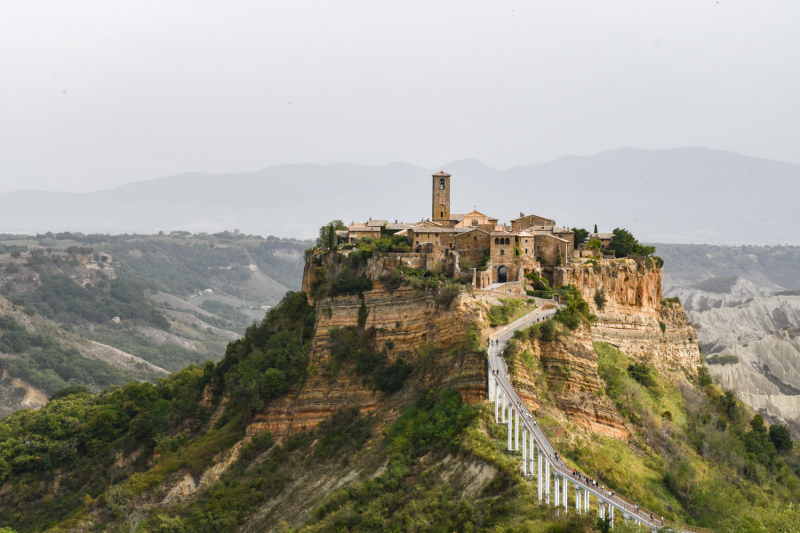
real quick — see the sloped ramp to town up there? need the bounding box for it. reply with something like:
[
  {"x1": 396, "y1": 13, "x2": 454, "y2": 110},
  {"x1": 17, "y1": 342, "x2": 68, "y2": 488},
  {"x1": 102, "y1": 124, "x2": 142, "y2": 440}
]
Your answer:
[{"x1": 486, "y1": 309, "x2": 712, "y2": 533}]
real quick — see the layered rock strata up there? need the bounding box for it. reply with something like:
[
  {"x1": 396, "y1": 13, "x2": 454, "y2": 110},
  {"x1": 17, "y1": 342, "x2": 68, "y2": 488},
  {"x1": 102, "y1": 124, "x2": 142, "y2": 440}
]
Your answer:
[
  {"x1": 510, "y1": 332, "x2": 629, "y2": 439},
  {"x1": 560, "y1": 259, "x2": 700, "y2": 371},
  {"x1": 250, "y1": 252, "x2": 698, "y2": 442}
]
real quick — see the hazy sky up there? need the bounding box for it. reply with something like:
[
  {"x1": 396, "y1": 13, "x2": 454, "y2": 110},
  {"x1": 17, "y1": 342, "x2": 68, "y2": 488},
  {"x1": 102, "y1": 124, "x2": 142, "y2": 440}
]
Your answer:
[{"x1": 2, "y1": 1, "x2": 799, "y2": 193}]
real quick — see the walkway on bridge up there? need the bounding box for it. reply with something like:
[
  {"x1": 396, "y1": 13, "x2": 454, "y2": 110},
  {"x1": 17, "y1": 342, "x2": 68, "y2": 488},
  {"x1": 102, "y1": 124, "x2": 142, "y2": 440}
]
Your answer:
[{"x1": 486, "y1": 306, "x2": 709, "y2": 533}]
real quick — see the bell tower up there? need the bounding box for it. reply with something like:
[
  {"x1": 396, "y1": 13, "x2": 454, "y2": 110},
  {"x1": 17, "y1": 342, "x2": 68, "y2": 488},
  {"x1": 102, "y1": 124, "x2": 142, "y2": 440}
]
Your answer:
[{"x1": 432, "y1": 170, "x2": 451, "y2": 222}]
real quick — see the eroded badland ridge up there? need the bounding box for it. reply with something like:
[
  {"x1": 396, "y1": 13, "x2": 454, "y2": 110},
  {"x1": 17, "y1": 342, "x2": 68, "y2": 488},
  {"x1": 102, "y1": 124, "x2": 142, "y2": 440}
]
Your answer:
[{"x1": 1, "y1": 172, "x2": 797, "y2": 533}]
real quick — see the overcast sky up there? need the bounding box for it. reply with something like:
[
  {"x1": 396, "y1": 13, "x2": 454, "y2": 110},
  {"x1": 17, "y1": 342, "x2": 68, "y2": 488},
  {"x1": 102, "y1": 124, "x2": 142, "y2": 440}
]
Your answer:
[{"x1": 2, "y1": 1, "x2": 799, "y2": 193}]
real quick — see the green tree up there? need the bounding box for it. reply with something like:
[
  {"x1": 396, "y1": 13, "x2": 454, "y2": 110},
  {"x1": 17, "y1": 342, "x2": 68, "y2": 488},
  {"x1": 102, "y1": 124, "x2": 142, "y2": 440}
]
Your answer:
[
  {"x1": 594, "y1": 224, "x2": 598, "y2": 233},
  {"x1": 609, "y1": 228, "x2": 638, "y2": 257},
  {"x1": 751, "y1": 414, "x2": 767, "y2": 433},
  {"x1": 572, "y1": 228, "x2": 589, "y2": 248},
  {"x1": 327, "y1": 224, "x2": 336, "y2": 250},
  {"x1": 317, "y1": 220, "x2": 346, "y2": 249},
  {"x1": 768, "y1": 424, "x2": 793, "y2": 453},
  {"x1": 697, "y1": 366, "x2": 713, "y2": 387}
]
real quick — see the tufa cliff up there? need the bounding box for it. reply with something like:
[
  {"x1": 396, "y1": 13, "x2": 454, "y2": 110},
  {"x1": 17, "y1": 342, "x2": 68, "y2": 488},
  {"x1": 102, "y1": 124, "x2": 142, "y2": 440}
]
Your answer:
[
  {"x1": 560, "y1": 258, "x2": 701, "y2": 372},
  {"x1": 248, "y1": 251, "x2": 699, "y2": 443}
]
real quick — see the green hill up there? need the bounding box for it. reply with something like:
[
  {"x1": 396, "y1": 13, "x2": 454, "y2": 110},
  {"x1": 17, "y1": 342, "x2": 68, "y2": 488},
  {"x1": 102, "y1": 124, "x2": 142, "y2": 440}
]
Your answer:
[{"x1": 0, "y1": 282, "x2": 797, "y2": 532}]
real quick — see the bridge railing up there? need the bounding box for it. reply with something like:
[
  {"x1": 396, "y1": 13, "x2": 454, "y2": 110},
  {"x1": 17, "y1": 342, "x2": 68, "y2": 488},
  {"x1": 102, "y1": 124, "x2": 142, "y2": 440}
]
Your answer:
[{"x1": 489, "y1": 340, "x2": 716, "y2": 533}]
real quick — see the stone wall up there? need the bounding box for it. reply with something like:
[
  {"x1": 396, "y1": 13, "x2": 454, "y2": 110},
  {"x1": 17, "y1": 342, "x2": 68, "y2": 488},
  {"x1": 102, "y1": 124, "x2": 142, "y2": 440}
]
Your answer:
[
  {"x1": 511, "y1": 213, "x2": 555, "y2": 231},
  {"x1": 455, "y1": 229, "x2": 490, "y2": 253},
  {"x1": 533, "y1": 234, "x2": 569, "y2": 267}
]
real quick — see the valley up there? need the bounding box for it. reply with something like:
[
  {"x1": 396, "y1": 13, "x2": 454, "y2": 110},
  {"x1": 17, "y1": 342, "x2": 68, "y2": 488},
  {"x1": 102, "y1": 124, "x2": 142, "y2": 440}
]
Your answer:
[
  {"x1": 659, "y1": 244, "x2": 800, "y2": 437},
  {"x1": 0, "y1": 231, "x2": 312, "y2": 416}
]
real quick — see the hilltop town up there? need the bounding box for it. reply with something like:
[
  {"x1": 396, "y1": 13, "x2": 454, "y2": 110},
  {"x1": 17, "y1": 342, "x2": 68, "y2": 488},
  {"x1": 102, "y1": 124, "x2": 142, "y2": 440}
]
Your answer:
[{"x1": 329, "y1": 170, "x2": 642, "y2": 294}]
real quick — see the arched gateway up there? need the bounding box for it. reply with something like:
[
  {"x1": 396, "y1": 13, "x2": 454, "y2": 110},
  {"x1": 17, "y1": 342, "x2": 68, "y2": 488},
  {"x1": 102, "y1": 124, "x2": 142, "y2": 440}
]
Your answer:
[{"x1": 497, "y1": 265, "x2": 508, "y2": 283}]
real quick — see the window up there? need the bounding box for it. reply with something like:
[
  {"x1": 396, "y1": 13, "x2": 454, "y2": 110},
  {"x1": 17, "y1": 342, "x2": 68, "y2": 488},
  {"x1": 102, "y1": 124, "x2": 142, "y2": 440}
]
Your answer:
[
  {"x1": 440, "y1": 211, "x2": 444, "y2": 218},
  {"x1": 505, "y1": 238, "x2": 510, "y2": 245},
  {"x1": 500, "y1": 249, "x2": 505, "y2": 255},
  {"x1": 525, "y1": 249, "x2": 528, "y2": 253},
  {"x1": 439, "y1": 178, "x2": 445, "y2": 189},
  {"x1": 495, "y1": 238, "x2": 499, "y2": 244},
  {"x1": 473, "y1": 236, "x2": 477, "y2": 241},
  {"x1": 472, "y1": 219, "x2": 478, "y2": 227}
]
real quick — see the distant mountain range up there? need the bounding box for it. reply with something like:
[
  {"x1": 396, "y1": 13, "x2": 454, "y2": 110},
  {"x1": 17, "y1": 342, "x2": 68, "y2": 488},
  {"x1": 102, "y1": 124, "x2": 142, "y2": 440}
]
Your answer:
[{"x1": 3, "y1": 146, "x2": 799, "y2": 244}]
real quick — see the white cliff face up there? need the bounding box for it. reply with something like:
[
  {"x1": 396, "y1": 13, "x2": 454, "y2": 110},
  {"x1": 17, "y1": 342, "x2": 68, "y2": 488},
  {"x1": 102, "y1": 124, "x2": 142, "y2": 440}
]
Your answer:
[{"x1": 664, "y1": 275, "x2": 800, "y2": 436}]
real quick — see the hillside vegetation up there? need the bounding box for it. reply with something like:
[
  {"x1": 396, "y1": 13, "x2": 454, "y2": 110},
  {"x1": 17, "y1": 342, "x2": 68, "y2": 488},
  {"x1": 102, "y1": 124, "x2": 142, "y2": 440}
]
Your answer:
[
  {"x1": 0, "y1": 281, "x2": 797, "y2": 532},
  {"x1": 0, "y1": 232, "x2": 313, "y2": 417}
]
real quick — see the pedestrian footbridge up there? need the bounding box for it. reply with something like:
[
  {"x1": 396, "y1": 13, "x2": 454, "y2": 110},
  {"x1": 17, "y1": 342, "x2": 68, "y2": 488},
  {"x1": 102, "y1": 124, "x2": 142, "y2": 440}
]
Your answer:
[{"x1": 486, "y1": 308, "x2": 711, "y2": 533}]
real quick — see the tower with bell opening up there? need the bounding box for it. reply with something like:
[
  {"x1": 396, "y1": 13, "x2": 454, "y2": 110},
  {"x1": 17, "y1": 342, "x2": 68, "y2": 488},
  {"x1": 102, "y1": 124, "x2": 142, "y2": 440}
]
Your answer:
[{"x1": 432, "y1": 170, "x2": 451, "y2": 222}]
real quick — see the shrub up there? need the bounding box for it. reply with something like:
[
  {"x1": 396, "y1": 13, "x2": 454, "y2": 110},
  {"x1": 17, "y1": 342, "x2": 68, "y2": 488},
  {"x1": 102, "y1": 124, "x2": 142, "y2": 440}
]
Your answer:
[
  {"x1": 769, "y1": 424, "x2": 793, "y2": 453},
  {"x1": 553, "y1": 285, "x2": 596, "y2": 330},
  {"x1": 627, "y1": 362, "x2": 657, "y2": 389},
  {"x1": 374, "y1": 359, "x2": 413, "y2": 393},
  {"x1": 388, "y1": 389, "x2": 475, "y2": 458},
  {"x1": 706, "y1": 354, "x2": 738, "y2": 365},
  {"x1": 697, "y1": 366, "x2": 714, "y2": 387},
  {"x1": 594, "y1": 289, "x2": 607, "y2": 310},
  {"x1": 379, "y1": 268, "x2": 405, "y2": 292},
  {"x1": 435, "y1": 282, "x2": 462, "y2": 307},
  {"x1": 487, "y1": 299, "x2": 525, "y2": 327},
  {"x1": 329, "y1": 270, "x2": 373, "y2": 297},
  {"x1": 659, "y1": 320, "x2": 667, "y2": 334},
  {"x1": 0, "y1": 330, "x2": 31, "y2": 353}
]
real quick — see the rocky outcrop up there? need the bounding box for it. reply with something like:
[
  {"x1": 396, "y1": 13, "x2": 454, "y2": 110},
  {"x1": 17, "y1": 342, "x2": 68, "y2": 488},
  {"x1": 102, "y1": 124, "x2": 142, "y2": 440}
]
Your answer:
[
  {"x1": 251, "y1": 252, "x2": 699, "y2": 442},
  {"x1": 562, "y1": 259, "x2": 701, "y2": 371},
  {"x1": 250, "y1": 254, "x2": 486, "y2": 441},
  {"x1": 510, "y1": 332, "x2": 628, "y2": 439}
]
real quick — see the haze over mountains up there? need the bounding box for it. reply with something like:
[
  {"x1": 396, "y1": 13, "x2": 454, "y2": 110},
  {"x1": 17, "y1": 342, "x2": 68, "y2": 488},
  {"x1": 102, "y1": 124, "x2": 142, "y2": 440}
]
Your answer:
[{"x1": 3, "y1": 146, "x2": 799, "y2": 245}]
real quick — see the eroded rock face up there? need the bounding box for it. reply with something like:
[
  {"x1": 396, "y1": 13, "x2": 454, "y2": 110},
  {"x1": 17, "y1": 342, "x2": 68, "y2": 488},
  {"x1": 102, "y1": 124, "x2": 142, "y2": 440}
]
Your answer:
[
  {"x1": 252, "y1": 253, "x2": 698, "y2": 442},
  {"x1": 562, "y1": 260, "x2": 701, "y2": 372},
  {"x1": 250, "y1": 262, "x2": 486, "y2": 441},
  {"x1": 510, "y1": 332, "x2": 629, "y2": 439}
]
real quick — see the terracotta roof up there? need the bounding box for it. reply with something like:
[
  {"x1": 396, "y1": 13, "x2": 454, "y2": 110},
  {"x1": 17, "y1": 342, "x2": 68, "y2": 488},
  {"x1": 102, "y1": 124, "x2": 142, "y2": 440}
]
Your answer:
[
  {"x1": 349, "y1": 226, "x2": 379, "y2": 232},
  {"x1": 510, "y1": 213, "x2": 555, "y2": 222},
  {"x1": 538, "y1": 234, "x2": 570, "y2": 243},
  {"x1": 462, "y1": 209, "x2": 490, "y2": 217},
  {"x1": 432, "y1": 170, "x2": 451, "y2": 177},
  {"x1": 335, "y1": 230, "x2": 349, "y2": 237},
  {"x1": 410, "y1": 226, "x2": 472, "y2": 234},
  {"x1": 456, "y1": 228, "x2": 490, "y2": 236},
  {"x1": 515, "y1": 231, "x2": 534, "y2": 237},
  {"x1": 366, "y1": 219, "x2": 388, "y2": 227},
  {"x1": 450, "y1": 214, "x2": 465, "y2": 222},
  {"x1": 385, "y1": 222, "x2": 413, "y2": 230}
]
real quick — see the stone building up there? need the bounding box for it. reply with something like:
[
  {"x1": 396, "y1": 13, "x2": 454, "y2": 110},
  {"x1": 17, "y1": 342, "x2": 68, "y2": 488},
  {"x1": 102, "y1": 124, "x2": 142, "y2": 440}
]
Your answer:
[
  {"x1": 590, "y1": 232, "x2": 613, "y2": 248},
  {"x1": 338, "y1": 170, "x2": 578, "y2": 286}
]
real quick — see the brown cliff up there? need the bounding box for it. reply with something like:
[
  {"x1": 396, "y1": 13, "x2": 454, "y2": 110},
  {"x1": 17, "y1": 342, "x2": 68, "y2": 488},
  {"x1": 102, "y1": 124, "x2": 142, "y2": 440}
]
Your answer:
[
  {"x1": 250, "y1": 252, "x2": 698, "y2": 443},
  {"x1": 250, "y1": 251, "x2": 485, "y2": 441},
  {"x1": 508, "y1": 331, "x2": 629, "y2": 440},
  {"x1": 560, "y1": 259, "x2": 701, "y2": 372}
]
